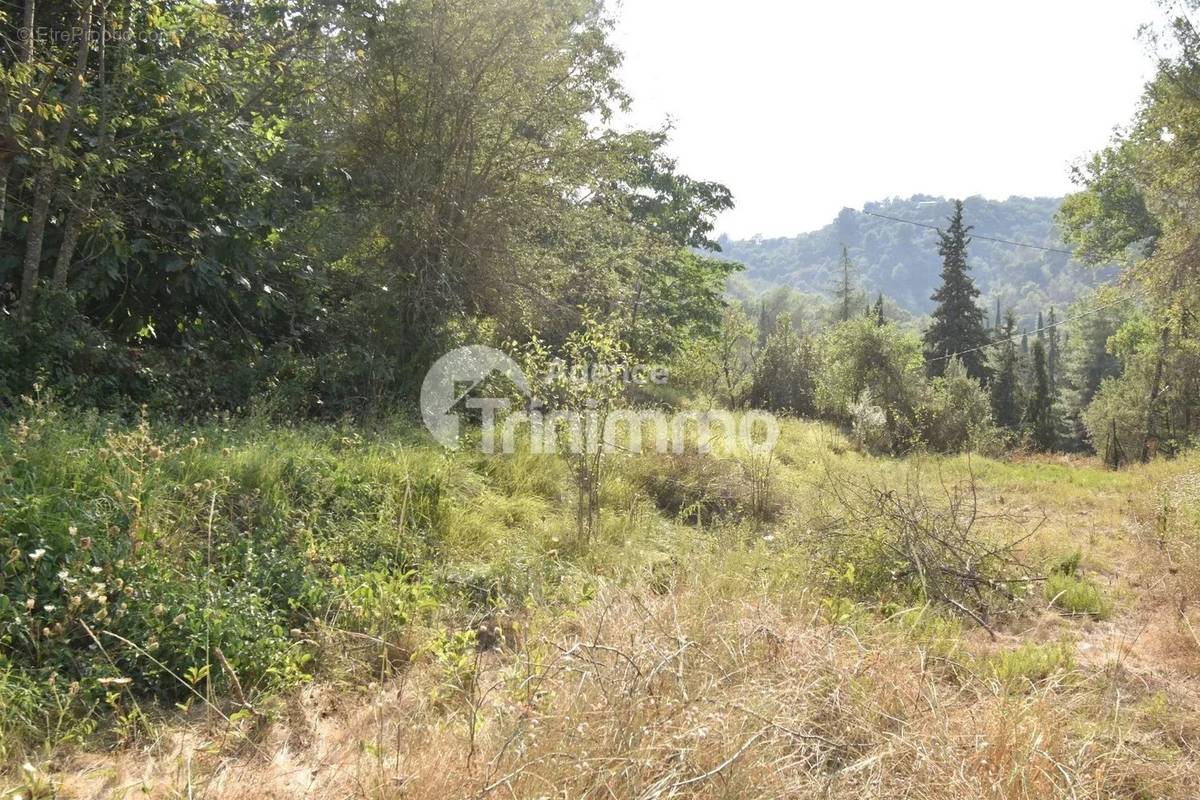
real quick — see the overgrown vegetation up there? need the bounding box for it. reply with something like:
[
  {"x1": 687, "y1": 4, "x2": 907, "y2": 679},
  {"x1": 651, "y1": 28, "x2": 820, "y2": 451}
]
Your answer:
[{"x1": 3, "y1": 0, "x2": 1200, "y2": 796}]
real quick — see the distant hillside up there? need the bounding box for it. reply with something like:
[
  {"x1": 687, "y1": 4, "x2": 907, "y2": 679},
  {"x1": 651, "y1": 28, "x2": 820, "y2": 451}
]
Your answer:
[{"x1": 717, "y1": 195, "x2": 1113, "y2": 322}]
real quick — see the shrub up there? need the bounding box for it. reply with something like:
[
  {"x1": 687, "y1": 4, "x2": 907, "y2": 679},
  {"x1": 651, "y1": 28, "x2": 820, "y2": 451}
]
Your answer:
[
  {"x1": 847, "y1": 390, "x2": 892, "y2": 454},
  {"x1": 816, "y1": 318, "x2": 924, "y2": 449},
  {"x1": 748, "y1": 315, "x2": 817, "y2": 415},
  {"x1": 915, "y1": 357, "x2": 1002, "y2": 454},
  {"x1": 1044, "y1": 573, "x2": 1110, "y2": 618},
  {"x1": 988, "y1": 641, "x2": 1075, "y2": 688}
]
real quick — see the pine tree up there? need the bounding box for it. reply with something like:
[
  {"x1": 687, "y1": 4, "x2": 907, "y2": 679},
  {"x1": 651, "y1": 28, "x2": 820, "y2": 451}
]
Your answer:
[
  {"x1": 990, "y1": 309, "x2": 1023, "y2": 431},
  {"x1": 833, "y1": 245, "x2": 856, "y2": 323},
  {"x1": 993, "y1": 297, "x2": 1001, "y2": 331},
  {"x1": 874, "y1": 292, "x2": 885, "y2": 326},
  {"x1": 1036, "y1": 311, "x2": 1045, "y2": 344},
  {"x1": 923, "y1": 200, "x2": 991, "y2": 380},
  {"x1": 1024, "y1": 339, "x2": 1056, "y2": 451},
  {"x1": 1021, "y1": 330, "x2": 1029, "y2": 355}
]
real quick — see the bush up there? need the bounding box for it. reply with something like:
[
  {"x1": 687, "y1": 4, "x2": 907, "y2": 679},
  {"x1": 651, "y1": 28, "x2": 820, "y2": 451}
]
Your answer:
[
  {"x1": 816, "y1": 319, "x2": 924, "y2": 450},
  {"x1": 0, "y1": 400, "x2": 535, "y2": 756},
  {"x1": 915, "y1": 358, "x2": 1002, "y2": 454},
  {"x1": 748, "y1": 316, "x2": 817, "y2": 415},
  {"x1": 1044, "y1": 572, "x2": 1110, "y2": 618},
  {"x1": 988, "y1": 641, "x2": 1075, "y2": 688},
  {"x1": 847, "y1": 390, "x2": 892, "y2": 454}
]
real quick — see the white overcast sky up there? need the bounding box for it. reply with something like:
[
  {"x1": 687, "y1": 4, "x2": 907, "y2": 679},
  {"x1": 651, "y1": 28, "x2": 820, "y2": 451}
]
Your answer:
[{"x1": 610, "y1": 0, "x2": 1160, "y2": 239}]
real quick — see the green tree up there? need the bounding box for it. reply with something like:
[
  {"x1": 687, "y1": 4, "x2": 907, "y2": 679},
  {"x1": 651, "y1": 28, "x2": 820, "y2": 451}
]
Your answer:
[
  {"x1": 833, "y1": 245, "x2": 858, "y2": 323},
  {"x1": 1060, "y1": 1, "x2": 1200, "y2": 460},
  {"x1": 923, "y1": 200, "x2": 991, "y2": 381},
  {"x1": 1024, "y1": 339, "x2": 1056, "y2": 451},
  {"x1": 818, "y1": 317, "x2": 924, "y2": 448},
  {"x1": 874, "y1": 292, "x2": 886, "y2": 326},
  {"x1": 990, "y1": 310, "x2": 1023, "y2": 432},
  {"x1": 749, "y1": 316, "x2": 817, "y2": 415},
  {"x1": 1047, "y1": 307, "x2": 1061, "y2": 393}
]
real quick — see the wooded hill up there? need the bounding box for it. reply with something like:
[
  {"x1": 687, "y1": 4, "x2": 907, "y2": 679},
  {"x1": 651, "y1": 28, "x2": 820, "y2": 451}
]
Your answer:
[{"x1": 718, "y1": 195, "x2": 1115, "y2": 321}]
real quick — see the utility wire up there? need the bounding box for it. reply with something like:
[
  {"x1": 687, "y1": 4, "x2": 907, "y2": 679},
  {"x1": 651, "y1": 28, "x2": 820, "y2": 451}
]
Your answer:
[
  {"x1": 855, "y1": 208, "x2": 1136, "y2": 362},
  {"x1": 861, "y1": 210, "x2": 1077, "y2": 256}
]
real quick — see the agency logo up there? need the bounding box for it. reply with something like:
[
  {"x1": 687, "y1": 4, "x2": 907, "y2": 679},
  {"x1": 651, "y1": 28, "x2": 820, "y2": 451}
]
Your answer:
[
  {"x1": 420, "y1": 344, "x2": 779, "y2": 456},
  {"x1": 419, "y1": 345, "x2": 529, "y2": 449}
]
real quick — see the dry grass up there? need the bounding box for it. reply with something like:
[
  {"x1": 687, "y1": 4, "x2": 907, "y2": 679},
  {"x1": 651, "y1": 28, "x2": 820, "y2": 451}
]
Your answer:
[
  {"x1": 49, "y1": 569, "x2": 1198, "y2": 799},
  {"x1": 10, "y1": 419, "x2": 1200, "y2": 799}
]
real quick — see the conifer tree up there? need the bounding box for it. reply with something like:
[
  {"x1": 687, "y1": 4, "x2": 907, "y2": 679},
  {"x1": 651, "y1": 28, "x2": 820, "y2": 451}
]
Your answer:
[
  {"x1": 1025, "y1": 339, "x2": 1056, "y2": 451},
  {"x1": 833, "y1": 245, "x2": 857, "y2": 323},
  {"x1": 1047, "y1": 307, "x2": 1060, "y2": 393},
  {"x1": 993, "y1": 297, "x2": 1001, "y2": 330},
  {"x1": 874, "y1": 292, "x2": 885, "y2": 326},
  {"x1": 990, "y1": 309, "x2": 1023, "y2": 431},
  {"x1": 923, "y1": 200, "x2": 991, "y2": 380}
]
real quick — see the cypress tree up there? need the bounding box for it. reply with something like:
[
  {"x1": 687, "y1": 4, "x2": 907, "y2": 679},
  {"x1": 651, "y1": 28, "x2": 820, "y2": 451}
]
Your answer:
[
  {"x1": 874, "y1": 292, "x2": 885, "y2": 326},
  {"x1": 1047, "y1": 307, "x2": 1060, "y2": 393},
  {"x1": 1025, "y1": 339, "x2": 1056, "y2": 451},
  {"x1": 923, "y1": 200, "x2": 991, "y2": 380},
  {"x1": 990, "y1": 309, "x2": 1022, "y2": 430},
  {"x1": 833, "y1": 245, "x2": 856, "y2": 323}
]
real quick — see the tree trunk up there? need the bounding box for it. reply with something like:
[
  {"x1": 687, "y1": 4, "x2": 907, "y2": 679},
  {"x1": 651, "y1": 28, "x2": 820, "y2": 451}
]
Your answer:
[
  {"x1": 0, "y1": 165, "x2": 9, "y2": 239},
  {"x1": 1140, "y1": 323, "x2": 1171, "y2": 464},
  {"x1": 1, "y1": 0, "x2": 37, "y2": 241},
  {"x1": 23, "y1": 0, "x2": 36, "y2": 61},
  {"x1": 53, "y1": 4, "x2": 109, "y2": 289},
  {"x1": 18, "y1": 0, "x2": 94, "y2": 320}
]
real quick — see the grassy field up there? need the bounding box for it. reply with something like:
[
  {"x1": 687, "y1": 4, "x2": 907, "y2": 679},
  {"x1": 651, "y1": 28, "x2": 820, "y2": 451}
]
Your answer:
[{"x1": 3, "y1": 403, "x2": 1200, "y2": 798}]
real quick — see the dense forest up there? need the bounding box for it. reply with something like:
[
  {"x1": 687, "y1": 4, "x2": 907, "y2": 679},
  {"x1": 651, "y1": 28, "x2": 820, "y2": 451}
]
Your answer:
[
  {"x1": 719, "y1": 195, "x2": 1113, "y2": 321},
  {"x1": 0, "y1": 0, "x2": 736, "y2": 416},
  {"x1": 3, "y1": 0, "x2": 1200, "y2": 797}
]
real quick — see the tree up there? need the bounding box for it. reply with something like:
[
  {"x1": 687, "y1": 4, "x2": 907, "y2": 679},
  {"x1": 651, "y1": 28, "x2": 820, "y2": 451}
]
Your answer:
[
  {"x1": 874, "y1": 292, "x2": 885, "y2": 326},
  {"x1": 679, "y1": 306, "x2": 756, "y2": 409},
  {"x1": 923, "y1": 200, "x2": 991, "y2": 381},
  {"x1": 1024, "y1": 339, "x2": 1056, "y2": 451},
  {"x1": 1047, "y1": 307, "x2": 1060, "y2": 393},
  {"x1": 1060, "y1": 293, "x2": 1127, "y2": 447},
  {"x1": 833, "y1": 245, "x2": 858, "y2": 323},
  {"x1": 990, "y1": 310, "x2": 1023, "y2": 431},
  {"x1": 817, "y1": 317, "x2": 925, "y2": 449},
  {"x1": 0, "y1": 0, "x2": 739, "y2": 415},
  {"x1": 1060, "y1": 1, "x2": 1200, "y2": 460},
  {"x1": 749, "y1": 315, "x2": 817, "y2": 415}
]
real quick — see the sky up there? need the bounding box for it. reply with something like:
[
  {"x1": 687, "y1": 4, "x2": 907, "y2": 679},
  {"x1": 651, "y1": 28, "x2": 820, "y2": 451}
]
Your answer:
[{"x1": 610, "y1": 0, "x2": 1161, "y2": 239}]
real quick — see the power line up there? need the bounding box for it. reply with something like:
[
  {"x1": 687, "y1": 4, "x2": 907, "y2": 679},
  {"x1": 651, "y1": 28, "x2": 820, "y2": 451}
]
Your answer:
[
  {"x1": 861, "y1": 210, "x2": 1077, "y2": 256},
  {"x1": 927, "y1": 289, "x2": 1139, "y2": 363}
]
